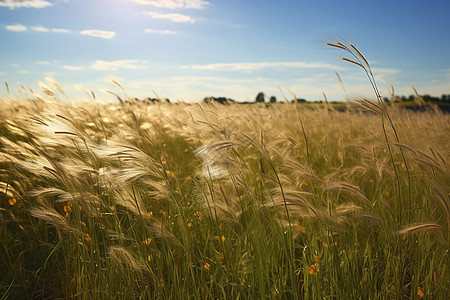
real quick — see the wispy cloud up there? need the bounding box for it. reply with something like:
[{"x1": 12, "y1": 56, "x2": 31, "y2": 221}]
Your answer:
[
  {"x1": 52, "y1": 28, "x2": 70, "y2": 33},
  {"x1": 5, "y1": 24, "x2": 28, "y2": 31},
  {"x1": 145, "y1": 28, "x2": 176, "y2": 35},
  {"x1": 80, "y1": 29, "x2": 116, "y2": 39},
  {"x1": 372, "y1": 67, "x2": 400, "y2": 84},
  {"x1": 181, "y1": 61, "x2": 342, "y2": 72},
  {"x1": 90, "y1": 60, "x2": 146, "y2": 71},
  {"x1": 18, "y1": 70, "x2": 29, "y2": 74},
  {"x1": 36, "y1": 60, "x2": 50, "y2": 64},
  {"x1": 0, "y1": 0, "x2": 52, "y2": 9},
  {"x1": 135, "y1": 0, "x2": 209, "y2": 9},
  {"x1": 0, "y1": 71, "x2": 6, "y2": 75},
  {"x1": 144, "y1": 11, "x2": 194, "y2": 23},
  {"x1": 63, "y1": 65, "x2": 85, "y2": 71},
  {"x1": 30, "y1": 25, "x2": 49, "y2": 32},
  {"x1": 6, "y1": 24, "x2": 71, "y2": 33}
]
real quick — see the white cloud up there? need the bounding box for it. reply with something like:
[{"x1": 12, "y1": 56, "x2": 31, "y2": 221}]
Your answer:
[
  {"x1": 36, "y1": 60, "x2": 50, "y2": 64},
  {"x1": 52, "y1": 28, "x2": 71, "y2": 33},
  {"x1": 5, "y1": 24, "x2": 27, "y2": 31},
  {"x1": 181, "y1": 61, "x2": 342, "y2": 72},
  {"x1": 145, "y1": 28, "x2": 176, "y2": 34},
  {"x1": 135, "y1": 0, "x2": 209, "y2": 9},
  {"x1": 30, "y1": 25, "x2": 49, "y2": 32},
  {"x1": 0, "y1": 71, "x2": 6, "y2": 75},
  {"x1": 18, "y1": 70, "x2": 29, "y2": 74},
  {"x1": 0, "y1": 0, "x2": 52, "y2": 9},
  {"x1": 372, "y1": 67, "x2": 400, "y2": 84},
  {"x1": 80, "y1": 29, "x2": 116, "y2": 39},
  {"x1": 63, "y1": 65, "x2": 85, "y2": 71},
  {"x1": 144, "y1": 11, "x2": 194, "y2": 23},
  {"x1": 90, "y1": 60, "x2": 146, "y2": 71}
]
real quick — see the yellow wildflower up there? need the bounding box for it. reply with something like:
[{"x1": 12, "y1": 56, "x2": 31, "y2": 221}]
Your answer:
[
  {"x1": 110, "y1": 205, "x2": 115, "y2": 211},
  {"x1": 147, "y1": 255, "x2": 152, "y2": 261},
  {"x1": 187, "y1": 218, "x2": 193, "y2": 228},
  {"x1": 308, "y1": 265, "x2": 317, "y2": 275},
  {"x1": 221, "y1": 235, "x2": 226, "y2": 242},
  {"x1": 143, "y1": 237, "x2": 152, "y2": 245},
  {"x1": 147, "y1": 211, "x2": 153, "y2": 218},
  {"x1": 8, "y1": 198, "x2": 16, "y2": 206},
  {"x1": 204, "y1": 262, "x2": 211, "y2": 270}
]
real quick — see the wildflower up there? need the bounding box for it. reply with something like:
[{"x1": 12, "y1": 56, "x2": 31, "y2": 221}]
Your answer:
[
  {"x1": 64, "y1": 202, "x2": 72, "y2": 218},
  {"x1": 299, "y1": 227, "x2": 306, "y2": 234},
  {"x1": 110, "y1": 205, "x2": 115, "y2": 211},
  {"x1": 170, "y1": 171, "x2": 175, "y2": 178},
  {"x1": 8, "y1": 198, "x2": 16, "y2": 206},
  {"x1": 147, "y1": 211, "x2": 153, "y2": 218},
  {"x1": 147, "y1": 255, "x2": 152, "y2": 261},
  {"x1": 303, "y1": 181, "x2": 309, "y2": 188},
  {"x1": 417, "y1": 286, "x2": 424, "y2": 298},
  {"x1": 187, "y1": 218, "x2": 193, "y2": 228},
  {"x1": 143, "y1": 237, "x2": 152, "y2": 245},
  {"x1": 204, "y1": 262, "x2": 211, "y2": 270},
  {"x1": 221, "y1": 235, "x2": 226, "y2": 242},
  {"x1": 63, "y1": 202, "x2": 72, "y2": 213},
  {"x1": 194, "y1": 211, "x2": 201, "y2": 218},
  {"x1": 314, "y1": 255, "x2": 320, "y2": 261},
  {"x1": 308, "y1": 265, "x2": 317, "y2": 275}
]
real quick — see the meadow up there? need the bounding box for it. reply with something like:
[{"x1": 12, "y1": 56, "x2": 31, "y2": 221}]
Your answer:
[{"x1": 1, "y1": 45, "x2": 449, "y2": 299}]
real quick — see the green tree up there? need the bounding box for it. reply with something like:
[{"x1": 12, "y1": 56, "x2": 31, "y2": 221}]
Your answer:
[
  {"x1": 255, "y1": 92, "x2": 265, "y2": 103},
  {"x1": 269, "y1": 96, "x2": 277, "y2": 103}
]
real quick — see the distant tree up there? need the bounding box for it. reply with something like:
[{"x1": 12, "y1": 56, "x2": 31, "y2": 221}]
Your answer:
[
  {"x1": 255, "y1": 92, "x2": 265, "y2": 103},
  {"x1": 269, "y1": 96, "x2": 277, "y2": 103}
]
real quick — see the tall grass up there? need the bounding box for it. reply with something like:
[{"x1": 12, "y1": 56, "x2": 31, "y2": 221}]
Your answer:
[{"x1": 1, "y1": 58, "x2": 449, "y2": 298}]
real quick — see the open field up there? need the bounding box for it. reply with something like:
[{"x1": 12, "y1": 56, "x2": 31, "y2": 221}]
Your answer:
[{"x1": 0, "y1": 92, "x2": 449, "y2": 299}]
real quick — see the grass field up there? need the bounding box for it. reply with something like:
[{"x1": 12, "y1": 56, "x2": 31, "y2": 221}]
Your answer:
[
  {"x1": 1, "y1": 43, "x2": 449, "y2": 299},
  {"x1": 0, "y1": 93, "x2": 448, "y2": 299}
]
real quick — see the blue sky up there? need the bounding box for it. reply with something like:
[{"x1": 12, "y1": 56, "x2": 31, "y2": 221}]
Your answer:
[{"x1": 1, "y1": 0, "x2": 449, "y2": 102}]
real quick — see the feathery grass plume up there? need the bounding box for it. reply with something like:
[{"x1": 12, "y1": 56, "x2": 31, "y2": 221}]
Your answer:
[
  {"x1": 327, "y1": 40, "x2": 412, "y2": 225},
  {"x1": 411, "y1": 86, "x2": 427, "y2": 106},
  {"x1": 194, "y1": 141, "x2": 239, "y2": 179},
  {"x1": 321, "y1": 180, "x2": 371, "y2": 205},
  {"x1": 397, "y1": 223, "x2": 445, "y2": 244},
  {"x1": 27, "y1": 205, "x2": 82, "y2": 234},
  {"x1": 108, "y1": 245, "x2": 147, "y2": 272}
]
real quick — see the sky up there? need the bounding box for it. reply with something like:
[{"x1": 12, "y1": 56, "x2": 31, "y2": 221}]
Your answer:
[{"x1": 0, "y1": 0, "x2": 449, "y2": 102}]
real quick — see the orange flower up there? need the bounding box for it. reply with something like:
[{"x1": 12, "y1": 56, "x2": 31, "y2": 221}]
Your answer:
[
  {"x1": 308, "y1": 265, "x2": 317, "y2": 275},
  {"x1": 8, "y1": 198, "x2": 16, "y2": 206},
  {"x1": 299, "y1": 227, "x2": 306, "y2": 234},
  {"x1": 147, "y1": 211, "x2": 153, "y2": 218},
  {"x1": 63, "y1": 202, "x2": 72, "y2": 213},
  {"x1": 187, "y1": 218, "x2": 193, "y2": 228},
  {"x1": 417, "y1": 286, "x2": 424, "y2": 298},
  {"x1": 314, "y1": 255, "x2": 320, "y2": 261},
  {"x1": 110, "y1": 205, "x2": 115, "y2": 211},
  {"x1": 221, "y1": 235, "x2": 226, "y2": 242},
  {"x1": 143, "y1": 237, "x2": 152, "y2": 245},
  {"x1": 204, "y1": 262, "x2": 211, "y2": 270}
]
